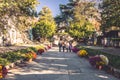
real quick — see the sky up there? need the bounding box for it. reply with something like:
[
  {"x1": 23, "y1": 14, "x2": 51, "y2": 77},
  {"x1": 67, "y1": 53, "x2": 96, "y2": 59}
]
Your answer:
[{"x1": 36, "y1": 0, "x2": 69, "y2": 17}]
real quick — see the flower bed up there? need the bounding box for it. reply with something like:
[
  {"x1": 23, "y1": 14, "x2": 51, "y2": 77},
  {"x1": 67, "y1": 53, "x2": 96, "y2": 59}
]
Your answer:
[
  {"x1": 78, "y1": 47, "x2": 120, "y2": 78},
  {"x1": 0, "y1": 44, "x2": 50, "y2": 78},
  {"x1": 84, "y1": 48, "x2": 120, "y2": 69}
]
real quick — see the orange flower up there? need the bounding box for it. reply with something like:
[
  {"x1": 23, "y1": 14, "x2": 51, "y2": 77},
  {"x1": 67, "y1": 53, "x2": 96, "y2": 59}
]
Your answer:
[
  {"x1": 0, "y1": 73, "x2": 3, "y2": 79},
  {"x1": 32, "y1": 52, "x2": 37, "y2": 59}
]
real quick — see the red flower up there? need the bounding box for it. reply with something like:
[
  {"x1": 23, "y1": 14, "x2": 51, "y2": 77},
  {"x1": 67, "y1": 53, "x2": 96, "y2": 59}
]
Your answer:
[
  {"x1": 37, "y1": 49, "x2": 45, "y2": 55},
  {"x1": 47, "y1": 45, "x2": 51, "y2": 49}
]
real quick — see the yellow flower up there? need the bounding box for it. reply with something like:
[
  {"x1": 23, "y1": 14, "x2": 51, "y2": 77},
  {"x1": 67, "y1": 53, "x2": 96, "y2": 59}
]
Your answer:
[
  {"x1": 0, "y1": 66, "x2": 2, "y2": 70},
  {"x1": 78, "y1": 50, "x2": 88, "y2": 57},
  {"x1": 96, "y1": 61, "x2": 105, "y2": 66}
]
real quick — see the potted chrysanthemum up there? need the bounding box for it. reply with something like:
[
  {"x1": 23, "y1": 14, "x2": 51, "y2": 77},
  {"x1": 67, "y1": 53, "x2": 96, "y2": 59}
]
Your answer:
[
  {"x1": 0, "y1": 65, "x2": 8, "y2": 79},
  {"x1": 25, "y1": 52, "x2": 33, "y2": 62},
  {"x1": 37, "y1": 48, "x2": 45, "y2": 55},
  {"x1": 77, "y1": 50, "x2": 88, "y2": 57},
  {"x1": 89, "y1": 55, "x2": 109, "y2": 70},
  {"x1": 72, "y1": 47, "x2": 80, "y2": 53}
]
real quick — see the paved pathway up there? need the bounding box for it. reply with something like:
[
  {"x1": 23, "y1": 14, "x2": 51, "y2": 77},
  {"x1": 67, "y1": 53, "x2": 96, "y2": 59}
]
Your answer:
[{"x1": 5, "y1": 47, "x2": 119, "y2": 80}]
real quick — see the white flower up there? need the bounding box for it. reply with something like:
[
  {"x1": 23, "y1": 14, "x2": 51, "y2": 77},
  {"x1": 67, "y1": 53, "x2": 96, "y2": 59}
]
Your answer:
[{"x1": 100, "y1": 55, "x2": 109, "y2": 65}]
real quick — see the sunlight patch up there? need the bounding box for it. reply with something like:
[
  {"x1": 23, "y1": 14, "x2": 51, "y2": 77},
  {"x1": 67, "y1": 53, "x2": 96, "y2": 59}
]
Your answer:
[
  {"x1": 43, "y1": 57, "x2": 68, "y2": 60},
  {"x1": 51, "y1": 63, "x2": 67, "y2": 67},
  {"x1": 96, "y1": 74, "x2": 108, "y2": 79}
]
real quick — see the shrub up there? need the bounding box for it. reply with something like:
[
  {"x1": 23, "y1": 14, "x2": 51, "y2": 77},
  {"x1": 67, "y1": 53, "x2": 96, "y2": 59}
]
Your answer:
[
  {"x1": 0, "y1": 58, "x2": 9, "y2": 66},
  {"x1": 19, "y1": 49, "x2": 28, "y2": 54}
]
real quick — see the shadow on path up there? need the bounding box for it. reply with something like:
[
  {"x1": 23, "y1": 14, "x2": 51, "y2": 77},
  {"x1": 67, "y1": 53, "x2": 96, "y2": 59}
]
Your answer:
[{"x1": 5, "y1": 47, "x2": 119, "y2": 80}]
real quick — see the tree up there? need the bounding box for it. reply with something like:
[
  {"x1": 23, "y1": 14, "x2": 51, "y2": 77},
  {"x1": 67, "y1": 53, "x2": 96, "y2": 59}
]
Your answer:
[
  {"x1": 58, "y1": 0, "x2": 99, "y2": 40},
  {"x1": 0, "y1": 0, "x2": 39, "y2": 45},
  {"x1": 33, "y1": 7, "x2": 56, "y2": 40},
  {"x1": 59, "y1": 0, "x2": 100, "y2": 24},
  {"x1": 100, "y1": 0, "x2": 120, "y2": 31},
  {"x1": 69, "y1": 18, "x2": 94, "y2": 41},
  {"x1": 0, "y1": 0, "x2": 39, "y2": 31}
]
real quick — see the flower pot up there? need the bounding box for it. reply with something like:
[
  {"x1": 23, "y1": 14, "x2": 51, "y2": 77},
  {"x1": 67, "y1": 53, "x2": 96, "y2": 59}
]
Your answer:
[
  {"x1": 10, "y1": 63, "x2": 15, "y2": 68},
  {"x1": 28, "y1": 58, "x2": 32, "y2": 62}
]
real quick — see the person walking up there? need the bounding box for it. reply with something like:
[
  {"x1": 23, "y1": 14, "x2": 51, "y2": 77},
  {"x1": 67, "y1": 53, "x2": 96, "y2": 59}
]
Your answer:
[
  {"x1": 58, "y1": 39, "x2": 62, "y2": 52},
  {"x1": 66, "y1": 41, "x2": 69, "y2": 52},
  {"x1": 62, "y1": 40, "x2": 66, "y2": 52},
  {"x1": 69, "y1": 41, "x2": 72, "y2": 52}
]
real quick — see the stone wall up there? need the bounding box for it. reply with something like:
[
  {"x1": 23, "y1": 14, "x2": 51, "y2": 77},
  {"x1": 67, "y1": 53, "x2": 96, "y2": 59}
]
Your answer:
[{"x1": 0, "y1": 15, "x2": 31, "y2": 46}]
